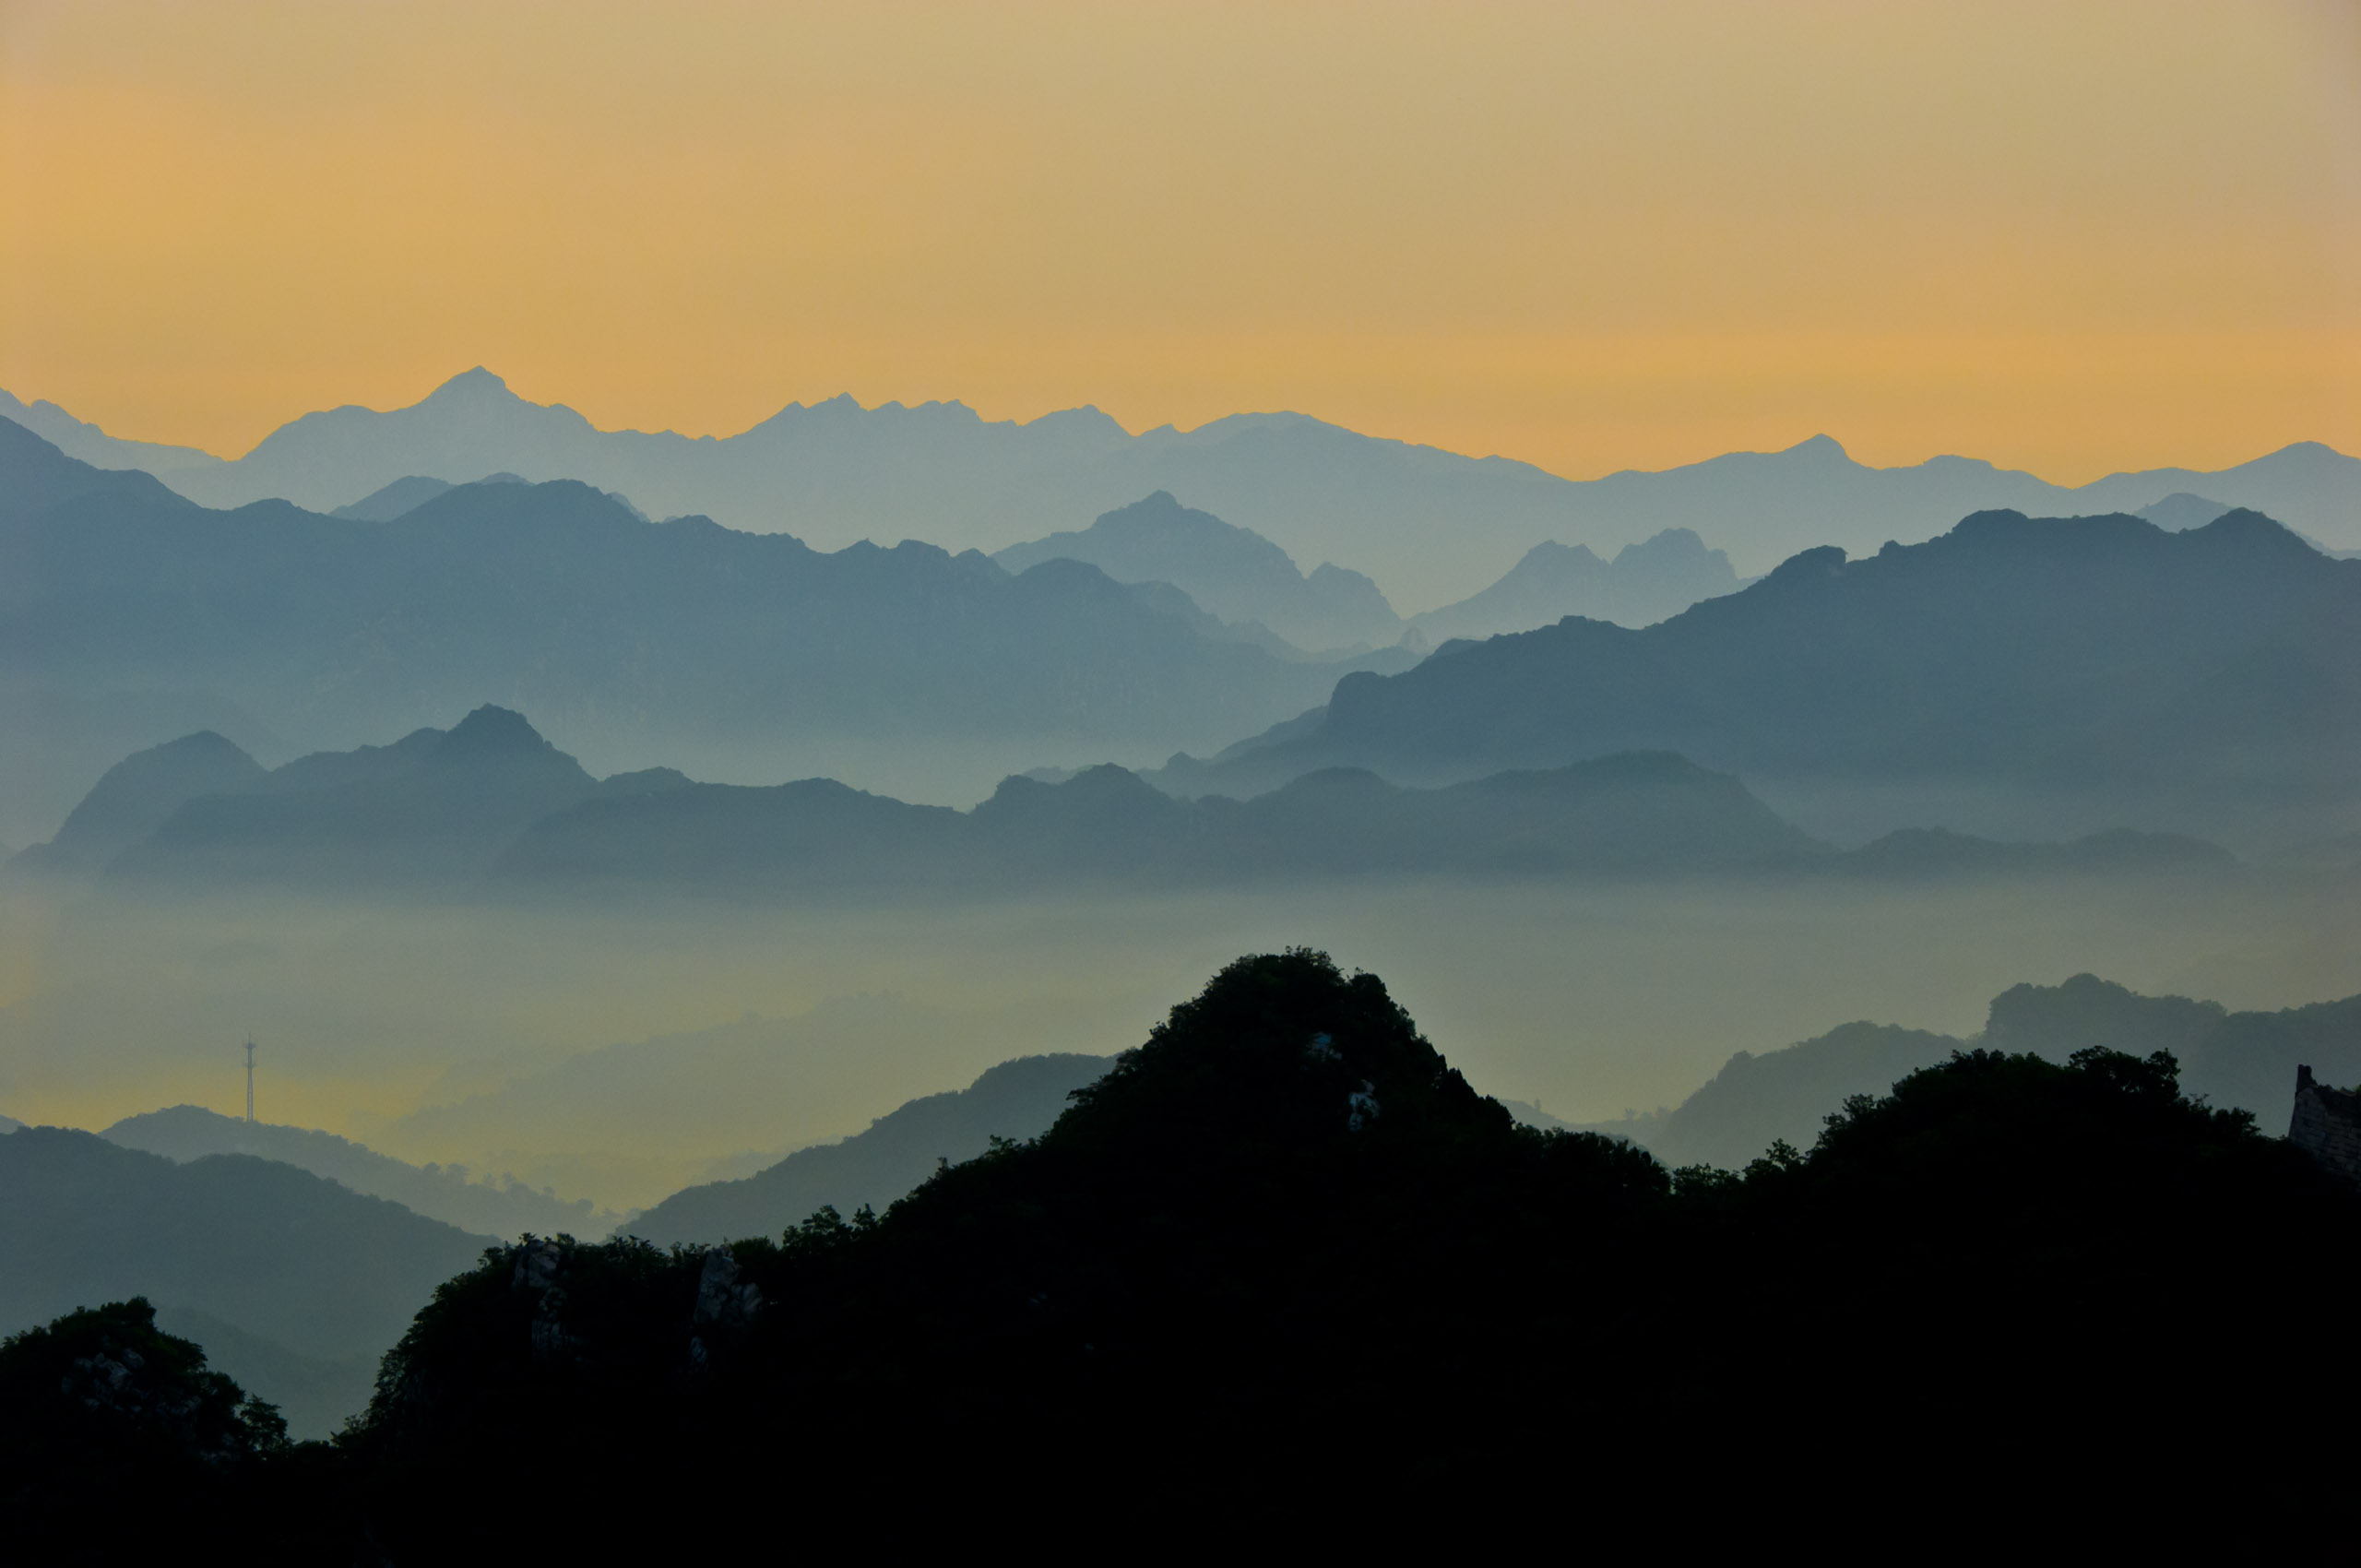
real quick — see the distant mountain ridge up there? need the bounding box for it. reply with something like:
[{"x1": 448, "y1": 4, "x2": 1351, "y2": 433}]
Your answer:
[
  {"x1": 10, "y1": 370, "x2": 2355, "y2": 603},
  {"x1": 101, "y1": 1104, "x2": 620, "y2": 1240},
  {"x1": 994, "y1": 491, "x2": 1403, "y2": 652},
  {"x1": 1582, "y1": 972, "x2": 2361, "y2": 1168},
  {"x1": 0, "y1": 416, "x2": 1398, "y2": 841},
  {"x1": 29, "y1": 704, "x2": 2240, "y2": 905},
  {"x1": 1166, "y1": 506, "x2": 2361, "y2": 845},
  {"x1": 625, "y1": 1054, "x2": 1114, "y2": 1246}
]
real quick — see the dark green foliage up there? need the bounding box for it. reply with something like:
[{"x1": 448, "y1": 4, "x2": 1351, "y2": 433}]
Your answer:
[{"x1": 0, "y1": 1300, "x2": 291, "y2": 1559}]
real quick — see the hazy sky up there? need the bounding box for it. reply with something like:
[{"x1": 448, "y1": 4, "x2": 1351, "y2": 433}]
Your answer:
[{"x1": 3, "y1": 0, "x2": 2356, "y2": 481}]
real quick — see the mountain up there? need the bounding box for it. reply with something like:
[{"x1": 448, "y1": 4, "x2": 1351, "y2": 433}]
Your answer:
[
  {"x1": 992, "y1": 491, "x2": 1403, "y2": 651},
  {"x1": 2135, "y1": 492, "x2": 2232, "y2": 531},
  {"x1": 18, "y1": 371, "x2": 2356, "y2": 605},
  {"x1": 1165, "y1": 508, "x2": 2361, "y2": 844},
  {"x1": 0, "y1": 409, "x2": 198, "y2": 518},
  {"x1": 329, "y1": 474, "x2": 454, "y2": 519},
  {"x1": 1582, "y1": 971, "x2": 2361, "y2": 1170},
  {"x1": 4, "y1": 730, "x2": 267, "y2": 882},
  {"x1": 1407, "y1": 529, "x2": 1746, "y2": 639},
  {"x1": 0, "y1": 387, "x2": 225, "y2": 480},
  {"x1": 0, "y1": 1126, "x2": 492, "y2": 1364},
  {"x1": 145, "y1": 1304, "x2": 376, "y2": 1443},
  {"x1": 493, "y1": 749, "x2": 1828, "y2": 897},
  {"x1": 273, "y1": 950, "x2": 2358, "y2": 1548},
  {"x1": 73, "y1": 707, "x2": 602, "y2": 892},
  {"x1": 102, "y1": 1105, "x2": 619, "y2": 1240},
  {"x1": 0, "y1": 419, "x2": 1387, "y2": 836},
  {"x1": 624, "y1": 1053, "x2": 1113, "y2": 1246}
]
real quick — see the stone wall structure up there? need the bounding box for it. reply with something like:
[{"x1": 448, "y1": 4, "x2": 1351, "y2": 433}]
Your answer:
[{"x1": 2289, "y1": 1065, "x2": 2361, "y2": 1187}]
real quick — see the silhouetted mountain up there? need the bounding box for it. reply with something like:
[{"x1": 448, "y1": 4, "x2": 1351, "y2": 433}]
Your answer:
[
  {"x1": 4, "y1": 731, "x2": 266, "y2": 882},
  {"x1": 0, "y1": 410, "x2": 197, "y2": 518},
  {"x1": 493, "y1": 749, "x2": 1826, "y2": 896},
  {"x1": 1618, "y1": 1022, "x2": 1967, "y2": 1169},
  {"x1": 993, "y1": 491, "x2": 1402, "y2": 651},
  {"x1": 0, "y1": 422, "x2": 1378, "y2": 828},
  {"x1": 26, "y1": 371, "x2": 2355, "y2": 601},
  {"x1": 2135, "y1": 492, "x2": 2232, "y2": 531},
  {"x1": 1167, "y1": 508, "x2": 2361, "y2": 843},
  {"x1": 0, "y1": 394, "x2": 224, "y2": 478},
  {"x1": 146, "y1": 1305, "x2": 376, "y2": 1443},
  {"x1": 1987, "y1": 973, "x2": 2361, "y2": 1132},
  {"x1": 329, "y1": 474, "x2": 452, "y2": 519},
  {"x1": 1408, "y1": 529, "x2": 1745, "y2": 639},
  {"x1": 0, "y1": 1127, "x2": 491, "y2": 1363},
  {"x1": 103, "y1": 1105, "x2": 619, "y2": 1240},
  {"x1": 303, "y1": 950, "x2": 2355, "y2": 1550},
  {"x1": 103, "y1": 706, "x2": 596, "y2": 890},
  {"x1": 1584, "y1": 971, "x2": 2361, "y2": 1170},
  {"x1": 625, "y1": 1054, "x2": 1112, "y2": 1246}
]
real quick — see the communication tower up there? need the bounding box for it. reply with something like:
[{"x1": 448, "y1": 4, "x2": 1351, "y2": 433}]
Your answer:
[{"x1": 244, "y1": 1039, "x2": 256, "y2": 1125}]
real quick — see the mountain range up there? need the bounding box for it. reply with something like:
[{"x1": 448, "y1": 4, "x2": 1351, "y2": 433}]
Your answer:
[
  {"x1": 0, "y1": 416, "x2": 1414, "y2": 843},
  {"x1": 101, "y1": 1104, "x2": 619, "y2": 1240},
  {"x1": 11, "y1": 368, "x2": 2357, "y2": 604},
  {"x1": 1163, "y1": 506, "x2": 2361, "y2": 846},
  {"x1": 1586, "y1": 972, "x2": 2361, "y2": 1168},
  {"x1": 18, "y1": 706, "x2": 2238, "y2": 903},
  {"x1": 0, "y1": 1127, "x2": 492, "y2": 1432}
]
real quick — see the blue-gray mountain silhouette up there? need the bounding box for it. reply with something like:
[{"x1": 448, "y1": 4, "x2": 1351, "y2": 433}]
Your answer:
[
  {"x1": 993, "y1": 491, "x2": 1403, "y2": 651},
  {"x1": 624, "y1": 1053, "x2": 1114, "y2": 1247},
  {"x1": 1582, "y1": 971, "x2": 2361, "y2": 1169},
  {"x1": 1406, "y1": 529, "x2": 1746, "y2": 639},
  {"x1": 0, "y1": 417, "x2": 1394, "y2": 830},
  {"x1": 101, "y1": 1104, "x2": 615, "y2": 1240},
  {"x1": 14, "y1": 371, "x2": 2357, "y2": 600},
  {"x1": 1162, "y1": 507, "x2": 2361, "y2": 843},
  {"x1": 0, "y1": 1125, "x2": 491, "y2": 1365}
]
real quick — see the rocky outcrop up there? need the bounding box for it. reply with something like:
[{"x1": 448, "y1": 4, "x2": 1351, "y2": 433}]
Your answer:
[{"x1": 2289, "y1": 1066, "x2": 2361, "y2": 1187}]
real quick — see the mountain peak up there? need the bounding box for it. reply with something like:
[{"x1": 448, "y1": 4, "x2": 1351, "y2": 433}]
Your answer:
[
  {"x1": 430, "y1": 705, "x2": 563, "y2": 764},
  {"x1": 422, "y1": 367, "x2": 516, "y2": 403},
  {"x1": 1783, "y1": 434, "x2": 1851, "y2": 460}
]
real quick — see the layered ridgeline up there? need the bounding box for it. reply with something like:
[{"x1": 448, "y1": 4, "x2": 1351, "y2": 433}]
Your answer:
[
  {"x1": 994, "y1": 491, "x2": 1746, "y2": 649},
  {"x1": 1164, "y1": 508, "x2": 2361, "y2": 845},
  {"x1": 0, "y1": 1127, "x2": 492, "y2": 1439},
  {"x1": 101, "y1": 1105, "x2": 621, "y2": 1240},
  {"x1": 0, "y1": 417, "x2": 1399, "y2": 843},
  {"x1": 17, "y1": 951, "x2": 2349, "y2": 1551},
  {"x1": 1585, "y1": 972, "x2": 2361, "y2": 1168},
  {"x1": 14, "y1": 369, "x2": 2357, "y2": 598},
  {"x1": 16, "y1": 706, "x2": 2235, "y2": 899}
]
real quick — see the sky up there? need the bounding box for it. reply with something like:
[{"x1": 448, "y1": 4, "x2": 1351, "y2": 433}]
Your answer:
[{"x1": 2, "y1": 0, "x2": 2357, "y2": 482}]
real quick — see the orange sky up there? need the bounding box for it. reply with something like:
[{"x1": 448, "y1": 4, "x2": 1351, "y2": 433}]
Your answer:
[{"x1": 2, "y1": 0, "x2": 2356, "y2": 481}]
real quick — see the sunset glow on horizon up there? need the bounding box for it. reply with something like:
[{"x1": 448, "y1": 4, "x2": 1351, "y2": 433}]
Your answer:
[{"x1": 4, "y1": 0, "x2": 2357, "y2": 481}]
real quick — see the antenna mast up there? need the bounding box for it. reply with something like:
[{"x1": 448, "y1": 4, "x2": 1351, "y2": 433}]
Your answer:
[{"x1": 244, "y1": 1039, "x2": 256, "y2": 1125}]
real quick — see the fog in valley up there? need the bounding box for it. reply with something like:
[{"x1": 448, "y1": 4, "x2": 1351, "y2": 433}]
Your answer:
[{"x1": 6, "y1": 861, "x2": 2353, "y2": 1216}]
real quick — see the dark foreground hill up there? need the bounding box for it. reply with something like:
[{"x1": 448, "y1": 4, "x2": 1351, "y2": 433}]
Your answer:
[
  {"x1": 1170, "y1": 508, "x2": 2361, "y2": 843},
  {"x1": 624, "y1": 1053, "x2": 1112, "y2": 1246},
  {"x1": 14, "y1": 950, "x2": 2349, "y2": 1552}
]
